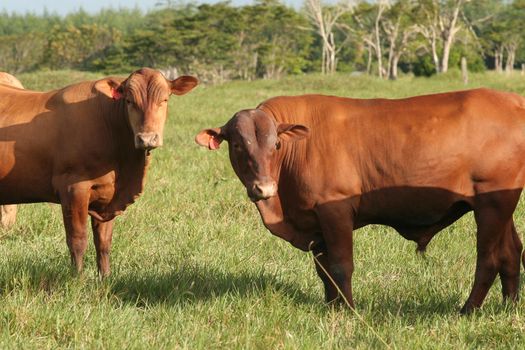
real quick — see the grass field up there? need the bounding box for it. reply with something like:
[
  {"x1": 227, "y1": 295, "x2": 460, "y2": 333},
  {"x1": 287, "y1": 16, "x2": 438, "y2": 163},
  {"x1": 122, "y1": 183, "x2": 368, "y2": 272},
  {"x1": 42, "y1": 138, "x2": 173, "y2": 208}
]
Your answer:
[{"x1": 1, "y1": 70, "x2": 525, "y2": 349}]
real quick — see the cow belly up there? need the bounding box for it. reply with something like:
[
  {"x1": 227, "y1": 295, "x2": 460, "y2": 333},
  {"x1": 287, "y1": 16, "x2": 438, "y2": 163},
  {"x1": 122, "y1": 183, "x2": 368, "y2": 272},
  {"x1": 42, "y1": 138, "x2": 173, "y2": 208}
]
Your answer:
[
  {"x1": 356, "y1": 187, "x2": 474, "y2": 240},
  {"x1": 0, "y1": 182, "x2": 57, "y2": 204},
  {"x1": 0, "y1": 164, "x2": 55, "y2": 204},
  {"x1": 0, "y1": 136, "x2": 56, "y2": 203},
  {"x1": 0, "y1": 141, "x2": 15, "y2": 180}
]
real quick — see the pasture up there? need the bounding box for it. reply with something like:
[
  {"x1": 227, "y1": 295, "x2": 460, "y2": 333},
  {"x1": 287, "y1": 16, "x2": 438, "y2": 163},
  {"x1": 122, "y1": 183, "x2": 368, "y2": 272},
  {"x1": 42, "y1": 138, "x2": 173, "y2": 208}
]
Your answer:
[{"x1": 1, "y1": 70, "x2": 525, "y2": 349}]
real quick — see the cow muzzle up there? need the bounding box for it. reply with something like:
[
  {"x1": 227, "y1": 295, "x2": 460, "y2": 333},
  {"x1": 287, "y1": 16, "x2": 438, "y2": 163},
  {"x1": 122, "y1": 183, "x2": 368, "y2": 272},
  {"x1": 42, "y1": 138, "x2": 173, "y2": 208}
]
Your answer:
[
  {"x1": 249, "y1": 180, "x2": 277, "y2": 201},
  {"x1": 135, "y1": 132, "x2": 162, "y2": 150}
]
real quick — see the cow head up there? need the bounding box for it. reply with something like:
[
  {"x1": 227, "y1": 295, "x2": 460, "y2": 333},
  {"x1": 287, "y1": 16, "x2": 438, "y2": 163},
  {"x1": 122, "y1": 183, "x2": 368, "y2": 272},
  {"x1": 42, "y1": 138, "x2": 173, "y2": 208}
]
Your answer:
[
  {"x1": 96, "y1": 68, "x2": 198, "y2": 150},
  {"x1": 196, "y1": 109, "x2": 308, "y2": 201}
]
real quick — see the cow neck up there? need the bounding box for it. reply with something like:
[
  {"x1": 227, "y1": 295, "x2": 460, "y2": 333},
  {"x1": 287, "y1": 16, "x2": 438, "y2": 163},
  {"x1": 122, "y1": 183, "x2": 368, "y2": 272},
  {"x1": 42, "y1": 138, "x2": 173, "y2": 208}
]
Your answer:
[{"x1": 97, "y1": 99, "x2": 150, "y2": 221}]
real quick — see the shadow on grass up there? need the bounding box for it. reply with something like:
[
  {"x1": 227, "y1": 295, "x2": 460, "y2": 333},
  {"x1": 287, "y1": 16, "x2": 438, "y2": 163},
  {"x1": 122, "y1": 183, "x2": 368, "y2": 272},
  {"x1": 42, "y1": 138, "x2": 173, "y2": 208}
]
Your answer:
[
  {"x1": 109, "y1": 263, "x2": 318, "y2": 307},
  {"x1": 0, "y1": 255, "x2": 523, "y2": 317},
  {"x1": 0, "y1": 256, "x2": 72, "y2": 295},
  {"x1": 356, "y1": 269, "x2": 525, "y2": 321},
  {"x1": 99, "y1": 267, "x2": 525, "y2": 316},
  {"x1": 358, "y1": 293, "x2": 463, "y2": 320},
  {"x1": 0, "y1": 257, "x2": 317, "y2": 307}
]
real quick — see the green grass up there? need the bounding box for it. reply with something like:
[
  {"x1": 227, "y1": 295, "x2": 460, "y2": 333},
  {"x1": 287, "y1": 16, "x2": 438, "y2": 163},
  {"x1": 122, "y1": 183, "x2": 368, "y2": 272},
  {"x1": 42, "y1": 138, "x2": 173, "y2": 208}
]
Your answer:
[{"x1": 2, "y1": 70, "x2": 525, "y2": 349}]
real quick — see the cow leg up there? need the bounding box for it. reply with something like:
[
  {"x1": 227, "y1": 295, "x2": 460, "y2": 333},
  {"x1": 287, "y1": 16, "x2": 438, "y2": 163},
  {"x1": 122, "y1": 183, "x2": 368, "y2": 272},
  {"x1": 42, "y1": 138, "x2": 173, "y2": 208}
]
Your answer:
[
  {"x1": 500, "y1": 221, "x2": 523, "y2": 302},
  {"x1": 311, "y1": 242, "x2": 339, "y2": 303},
  {"x1": 91, "y1": 217, "x2": 114, "y2": 278},
  {"x1": 513, "y1": 224, "x2": 525, "y2": 271},
  {"x1": 461, "y1": 191, "x2": 520, "y2": 314},
  {"x1": 60, "y1": 186, "x2": 90, "y2": 274},
  {"x1": 0, "y1": 205, "x2": 17, "y2": 228},
  {"x1": 315, "y1": 202, "x2": 355, "y2": 308}
]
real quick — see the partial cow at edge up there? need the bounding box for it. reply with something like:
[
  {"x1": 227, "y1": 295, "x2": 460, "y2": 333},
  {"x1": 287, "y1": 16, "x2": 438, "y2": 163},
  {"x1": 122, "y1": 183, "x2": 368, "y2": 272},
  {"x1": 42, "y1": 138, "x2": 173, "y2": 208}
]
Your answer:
[
  {"x1": 0, "y1": 72, "x2": 24, "y2": 229},
  {"x1": 0, "y1": 68, "x2": 198, "y2": 276},
  {"x1": 196, "y1": 88, "x2": 525, "y2": 314},
  {"x1": 0, "y1": 72, "x2": 23, "y2": 89}
]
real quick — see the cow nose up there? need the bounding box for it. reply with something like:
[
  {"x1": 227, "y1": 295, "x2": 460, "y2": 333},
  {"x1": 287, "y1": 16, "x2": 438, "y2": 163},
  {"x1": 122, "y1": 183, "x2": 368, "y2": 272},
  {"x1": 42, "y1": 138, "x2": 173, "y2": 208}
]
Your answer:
[
  {"x1": 252, "y1": 181, "x2": 277, "y2": 200},
  {"x1": 135, "y1": 132, "x2": 161, "y2": 150}
]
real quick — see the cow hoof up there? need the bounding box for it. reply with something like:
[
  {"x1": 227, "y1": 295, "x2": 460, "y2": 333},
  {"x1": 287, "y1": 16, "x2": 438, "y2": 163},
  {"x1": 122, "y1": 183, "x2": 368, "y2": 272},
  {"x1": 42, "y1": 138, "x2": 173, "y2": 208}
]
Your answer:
[
  {"x1": 98, "y1": 271, "x2": 111, "y2": 280},
  {"x1": 459, "y1": 304, "x2": 478, "y2": 316}
]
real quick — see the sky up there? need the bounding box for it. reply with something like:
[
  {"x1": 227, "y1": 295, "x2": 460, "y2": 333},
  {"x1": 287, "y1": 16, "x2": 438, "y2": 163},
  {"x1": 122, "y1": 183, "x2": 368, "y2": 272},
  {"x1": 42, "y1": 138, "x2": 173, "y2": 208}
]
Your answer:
[{"x1": 1, "y1": 0, "x2": 301, "y2": 15}]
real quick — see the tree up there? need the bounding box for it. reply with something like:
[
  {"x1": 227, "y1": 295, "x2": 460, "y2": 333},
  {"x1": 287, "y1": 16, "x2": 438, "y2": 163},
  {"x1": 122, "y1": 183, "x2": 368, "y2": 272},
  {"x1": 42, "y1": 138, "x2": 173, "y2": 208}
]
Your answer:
[
  {"x1": 465, "y1": 0, "x2": 503, "y2": 71},
  {"x1": 305, "y1": 0, "x2": 355, "y2": 74},
  {"x1": 348, "y1": 1, "x2": 390, "y2": 77},
  {"x1": 502, "y1": 0, "x2": 525, "y2": 72},
  {"x1": 241, "y1": 0, "x2": 312, "y2": 79},
  {"x1": 416, "y1": 0, "x2": 470, "y2": 73},
  {"x1": 44, "y1": 23, "x2": 121, "y2": 70},
  {"x1": 382, "y1": 0, "x2": 418, "y2": 79},
  {"x1": 373, "y1": 0, "x2": 389, "y2": 78},
  {"x1": 0, "y1": 33, "x2": 46, "y2": 73}
]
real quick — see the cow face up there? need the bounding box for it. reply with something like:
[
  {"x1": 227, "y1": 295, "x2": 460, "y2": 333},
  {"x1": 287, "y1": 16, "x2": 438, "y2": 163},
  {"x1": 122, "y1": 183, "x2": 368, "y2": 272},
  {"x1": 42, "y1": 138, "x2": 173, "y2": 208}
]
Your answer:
[
  {"x1": 97, "y1": 68, "x2": 198, "y2": 151},
  {"x1": 196, "y1": 109, "x2": 308, "y2": 201}
]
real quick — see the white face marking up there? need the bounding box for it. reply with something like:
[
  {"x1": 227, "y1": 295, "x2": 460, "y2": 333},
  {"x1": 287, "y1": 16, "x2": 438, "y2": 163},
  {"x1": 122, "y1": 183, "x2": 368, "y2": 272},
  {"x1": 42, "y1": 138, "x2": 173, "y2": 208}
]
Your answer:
[{"x1": 246, "y1": 140, "x2": 252, "y2": 145}]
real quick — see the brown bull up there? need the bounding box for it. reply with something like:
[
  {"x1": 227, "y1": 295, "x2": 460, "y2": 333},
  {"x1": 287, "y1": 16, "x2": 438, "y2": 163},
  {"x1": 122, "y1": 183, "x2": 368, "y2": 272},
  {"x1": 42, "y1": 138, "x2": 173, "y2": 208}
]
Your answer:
[
  {"x1": 0, "y1": 72, "x2": 24, "y2": 229},
  {"x1": 0, "y1": 68, "x2": 197, "y2": 276},
  {"x1": 197, "y1": 89, "x2": 525, "y2": 314}
]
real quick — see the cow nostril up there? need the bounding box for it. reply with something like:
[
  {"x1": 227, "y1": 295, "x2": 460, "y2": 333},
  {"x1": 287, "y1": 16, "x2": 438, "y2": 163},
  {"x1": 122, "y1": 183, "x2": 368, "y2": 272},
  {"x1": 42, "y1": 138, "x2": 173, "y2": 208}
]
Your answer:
[
  {"x1": 254, "y1": 184, "x2": 263, "y2": 195},
  {"x1": 136, "y1": 133, "x2": 161, "y2": 150},
  {"x1": 152, "y1": 134, "x2": 160, "y2": 145},
  {"x1": 252, "y1": 182, "x2": 277, "y2": 199}
]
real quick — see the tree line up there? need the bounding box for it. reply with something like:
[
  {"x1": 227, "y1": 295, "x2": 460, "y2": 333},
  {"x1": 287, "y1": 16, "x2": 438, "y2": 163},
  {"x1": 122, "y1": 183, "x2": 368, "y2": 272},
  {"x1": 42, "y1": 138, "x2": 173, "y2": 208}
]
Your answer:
[{"x1": 1, "y1": 0, "x2": 524, "y2": 82}]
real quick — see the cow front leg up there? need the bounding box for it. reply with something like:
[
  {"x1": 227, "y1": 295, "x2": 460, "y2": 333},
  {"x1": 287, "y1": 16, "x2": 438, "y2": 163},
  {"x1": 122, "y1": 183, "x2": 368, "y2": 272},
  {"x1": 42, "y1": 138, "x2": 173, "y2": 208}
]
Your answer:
[
  {"x1": 91, "y1": 217, "x2": 115, "y2": 278},
  {"x1": 60, "y1": 185, "x2": 90, "y2": 274},
  {"x1": 315, "y1": 202, "x2": 355, "y2": 308},
  {"x1": 311, "y1": 242, "x2": 339, "y2": 303}
]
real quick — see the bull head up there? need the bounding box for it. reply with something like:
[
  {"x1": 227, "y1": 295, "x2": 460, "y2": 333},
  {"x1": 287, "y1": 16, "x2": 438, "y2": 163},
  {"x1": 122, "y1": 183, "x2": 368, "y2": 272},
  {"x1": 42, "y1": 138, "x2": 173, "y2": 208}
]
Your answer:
[{"x1": 196, "y1": 109, "x2": 308, "y2": 201}]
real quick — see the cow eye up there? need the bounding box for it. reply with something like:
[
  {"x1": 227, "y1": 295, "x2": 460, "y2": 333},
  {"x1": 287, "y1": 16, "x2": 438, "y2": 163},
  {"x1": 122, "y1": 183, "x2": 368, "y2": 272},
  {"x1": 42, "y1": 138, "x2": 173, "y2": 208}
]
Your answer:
[{"x1": 275, "y1": 141, "x2": 281, "y2": 150}]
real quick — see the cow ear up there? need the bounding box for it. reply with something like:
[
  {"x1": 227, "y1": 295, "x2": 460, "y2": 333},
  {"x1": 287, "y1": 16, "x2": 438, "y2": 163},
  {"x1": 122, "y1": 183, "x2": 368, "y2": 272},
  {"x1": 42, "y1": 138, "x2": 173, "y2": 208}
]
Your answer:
[
  {"x1": 195, "y1": 128, "x2": 224, "y2": 150},
  {"x1": 95, "y1": 78, "x2": 125, "y2": 100},
  {"x1": 171, "y1": 76, "x2": 198, "y2": 96},
  {"x1": 277, "y1": 123, "x2": 309, "y2": 142}
]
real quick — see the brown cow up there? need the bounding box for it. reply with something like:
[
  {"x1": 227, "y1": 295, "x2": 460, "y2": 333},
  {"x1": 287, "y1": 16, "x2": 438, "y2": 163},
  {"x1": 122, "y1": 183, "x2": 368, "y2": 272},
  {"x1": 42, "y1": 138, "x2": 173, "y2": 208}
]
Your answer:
[
  {"x1": 196, "y1": 89, "x2": 525, "y2": 314},
  {"x1": 0, "y1": 72, "x2": 23, "y2": 89},
  {"x1": 0, "y1": 68, "x2": 198, "y2": 276},
  {"x1": 0, "y1": 72, "x2": 24, "y2": 229}
]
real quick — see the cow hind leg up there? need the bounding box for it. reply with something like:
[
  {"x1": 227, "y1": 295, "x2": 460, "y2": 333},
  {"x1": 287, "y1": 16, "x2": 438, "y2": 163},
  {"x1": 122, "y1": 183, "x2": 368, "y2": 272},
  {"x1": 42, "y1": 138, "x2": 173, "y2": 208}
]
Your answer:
[
  {"x1": 512, "y1": 225, "x2": 525, "y2": 271},
  {"x1": 0, "y1": 205, "x2": 17, "y2": 228},
  {"x1": 499, "y1": 221, "x2": 522, "y2": 303},
  {"x1": 91, "y1": 217, "x2": 114, "y2": 278},
  {"x1": 416, "y1": 234, "x2": 433, "y2": 254},
  {"x1": 461, "y1": 190, "x2": 520, "y2": 314}
]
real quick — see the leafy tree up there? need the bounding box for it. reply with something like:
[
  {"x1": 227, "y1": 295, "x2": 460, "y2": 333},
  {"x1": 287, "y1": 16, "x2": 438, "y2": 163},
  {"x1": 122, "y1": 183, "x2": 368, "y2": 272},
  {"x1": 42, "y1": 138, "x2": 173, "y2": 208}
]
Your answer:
[{"x1": 0, "y1": 0, "x2": 523, "y2": 79}]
